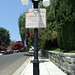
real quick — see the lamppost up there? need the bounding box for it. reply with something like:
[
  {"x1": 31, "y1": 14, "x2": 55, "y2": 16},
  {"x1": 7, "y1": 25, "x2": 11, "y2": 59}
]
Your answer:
[{"x1": 21, "y1": 0, "x2": 50, "y2": 75}]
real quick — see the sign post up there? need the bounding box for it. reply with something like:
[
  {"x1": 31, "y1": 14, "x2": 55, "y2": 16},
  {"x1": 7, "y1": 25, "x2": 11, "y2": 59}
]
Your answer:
[
  {"x1": 25, "y1": 1, "x2": 46, "y2": 75},
  {"x1": 21, "y1": 0, "x2": 50, "y2": 75}
]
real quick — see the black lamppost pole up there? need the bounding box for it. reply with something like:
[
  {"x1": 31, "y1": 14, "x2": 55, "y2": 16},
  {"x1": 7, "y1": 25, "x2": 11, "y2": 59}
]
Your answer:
[{"x1": 32, "y1": 1, "x2": 40, "y2": 75}]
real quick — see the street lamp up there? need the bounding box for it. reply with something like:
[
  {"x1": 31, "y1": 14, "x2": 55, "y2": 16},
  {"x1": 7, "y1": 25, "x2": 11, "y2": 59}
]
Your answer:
[
  {"x1": 21, "y1": 0, "x2": 50, "y2": 7},
  {"x1": 43, "y1": 0, "x2": 50, "y2": 7},
  {"x1": 21, "y1": 0, "x2": 29, "y2": 6},
  {"x1": 21, "y1": 0, "x2": 50, "y2": 75}
]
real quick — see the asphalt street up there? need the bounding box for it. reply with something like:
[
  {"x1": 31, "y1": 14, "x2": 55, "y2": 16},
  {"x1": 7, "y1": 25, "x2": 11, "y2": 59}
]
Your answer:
[{"x1": 0, "y1": 52, "x2": 30, "y2": 75}]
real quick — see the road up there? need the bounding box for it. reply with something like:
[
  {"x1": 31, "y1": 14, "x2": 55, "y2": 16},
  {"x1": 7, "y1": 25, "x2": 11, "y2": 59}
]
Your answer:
[{"x1": 0, "y1": 52, "x2": 29, "y2": 75}]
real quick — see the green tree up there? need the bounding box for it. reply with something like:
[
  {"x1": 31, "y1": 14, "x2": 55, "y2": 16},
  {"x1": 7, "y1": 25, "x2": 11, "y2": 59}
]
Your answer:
[
  {"x1": 18, "y1": 13, "x2": 29, "y2": 45},
  {"x1": 0, "y1": 27, "x2": 10, "y2": 50},
  {"x1": 38, "y1": 0, "x2": 58, "y2": 49},
  {"x1": 55, "y1": 0, "x2": 75, "y2": 51},
  {"x1": 18, "y1": 14, "x2": 25, "y2": 45}
]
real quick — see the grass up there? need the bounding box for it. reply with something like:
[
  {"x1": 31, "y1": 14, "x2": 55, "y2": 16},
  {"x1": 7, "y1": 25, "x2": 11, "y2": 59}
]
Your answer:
[
  {"x1": 67, "y1": 50, "x2": 75, "y2": 53},
  {"x1": 50, "y1": 48, "x2": 75, "y2": 53},
  {"x1": 50, "y1": 48, "x2": 61, "y2": 52}
]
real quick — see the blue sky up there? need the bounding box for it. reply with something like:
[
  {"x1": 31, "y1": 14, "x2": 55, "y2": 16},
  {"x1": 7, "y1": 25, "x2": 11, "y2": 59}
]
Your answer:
[{"x1": 0, "y1": 0, "x2": 33, "y2": 41}]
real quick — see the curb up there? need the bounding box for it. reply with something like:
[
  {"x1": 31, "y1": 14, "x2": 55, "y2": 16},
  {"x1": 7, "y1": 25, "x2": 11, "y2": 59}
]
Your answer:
[
  {"x1": 21, "y1": 57, "x2": 34, "y2": 75},
  {"x1": 12, "y1": 57, "x2": 32, "y2": 75}
]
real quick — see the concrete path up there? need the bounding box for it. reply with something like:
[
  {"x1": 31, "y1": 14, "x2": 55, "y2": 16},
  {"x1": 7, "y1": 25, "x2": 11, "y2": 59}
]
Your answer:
[{"x1": 21, "y1": 57, "x2": 67, "y2": 75}]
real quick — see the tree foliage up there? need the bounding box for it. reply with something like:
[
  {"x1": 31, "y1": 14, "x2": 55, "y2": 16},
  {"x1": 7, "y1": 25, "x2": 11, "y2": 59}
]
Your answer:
[
  {"x1": 18, "y1": 0, "x2": 75, "y2": 51},
  {"x1": 13, "y1": 41, "x2": 26, "y2": 52},
  {"x1": 0, "y1": 27, "x2": 10, "y2": 50},
  {"x1": 18, "y1": 14, "x2": 29, "y2": 45},
  {"x1": 55, "y1": 0, "x2": 75, "y2": 51},
  {"x1": 38, "y1": 0, "x2": 58, "y2": 49}
]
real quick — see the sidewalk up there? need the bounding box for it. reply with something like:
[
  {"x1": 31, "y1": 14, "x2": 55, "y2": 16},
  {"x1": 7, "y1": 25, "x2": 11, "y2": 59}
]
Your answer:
[{"x1": 21, "y1": 57, "x2": 67, "y2": 75}]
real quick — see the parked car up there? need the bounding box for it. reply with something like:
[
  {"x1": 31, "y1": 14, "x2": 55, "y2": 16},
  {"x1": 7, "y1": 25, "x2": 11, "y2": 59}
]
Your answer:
[
  {"x1": 16, "y1": 50, "x2": 19, "y2": 53},
  {"x1": 29, "y1": 46, "x2": 34, "y2": 54},
  {"x1": 4, "y1": 49, "x2": 13, "y2": 54},
  {"x1": 0, "y1": 50, "x2": 5, "y2": 54}
]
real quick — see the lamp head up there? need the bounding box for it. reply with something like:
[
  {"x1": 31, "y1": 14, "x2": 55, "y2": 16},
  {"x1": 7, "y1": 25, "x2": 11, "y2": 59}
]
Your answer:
[
  {"x1": 43, "y1": 0, "x2": 50, "y2": 7},
  {"x1": 21, "y1": 0, "x2": 29, "y2": 6}
]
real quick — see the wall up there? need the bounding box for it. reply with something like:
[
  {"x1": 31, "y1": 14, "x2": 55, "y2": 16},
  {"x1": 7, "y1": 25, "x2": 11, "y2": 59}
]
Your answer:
[{"x1": 42, "y1": 50, "x2": 75, "y2": 75}]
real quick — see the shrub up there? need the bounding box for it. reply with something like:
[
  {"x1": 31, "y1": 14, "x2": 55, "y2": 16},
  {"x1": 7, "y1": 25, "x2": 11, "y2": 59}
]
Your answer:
[
  {"x1": 0, "y1": 46, "x2": 6, "y2": 51},
  {"x1": 13, "y1": 41, "x2": 26, "y2": 51}
]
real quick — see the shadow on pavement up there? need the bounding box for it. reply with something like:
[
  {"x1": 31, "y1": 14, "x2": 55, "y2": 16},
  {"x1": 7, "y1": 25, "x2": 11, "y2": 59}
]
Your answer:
[
  {"x1": 24, "y1": 54, "x2": 34, "y2": 56},
  {"x1": 39, "y1": 59, "x2": 49, "y2": 63}
]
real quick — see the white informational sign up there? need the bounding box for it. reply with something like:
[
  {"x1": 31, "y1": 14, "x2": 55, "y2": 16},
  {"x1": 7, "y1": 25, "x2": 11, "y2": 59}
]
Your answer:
[{"x1": 25, "y1": 9, "x2": 46, "y2": 28}]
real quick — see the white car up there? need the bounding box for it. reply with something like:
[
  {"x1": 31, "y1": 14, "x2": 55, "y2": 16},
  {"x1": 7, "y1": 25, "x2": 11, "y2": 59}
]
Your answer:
[{"x1": 29, "y1": 46, "x2": 34, "y2": 54}]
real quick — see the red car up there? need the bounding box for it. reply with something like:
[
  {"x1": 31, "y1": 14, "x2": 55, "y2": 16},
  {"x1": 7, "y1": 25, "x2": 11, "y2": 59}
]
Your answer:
[{"x1": 5, "y1": 50, "x2": 13, "y2": 54}]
